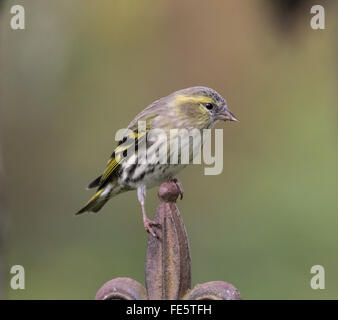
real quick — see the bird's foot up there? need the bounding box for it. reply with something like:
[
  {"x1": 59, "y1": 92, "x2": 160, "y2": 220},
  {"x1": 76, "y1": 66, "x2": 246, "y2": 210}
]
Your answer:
[
  {"x1": 167, "y1": 176, "x2": 184, "y2": 200},
  {"x1": 143, "y1": 217, "x2": 161, "y2": 238}
]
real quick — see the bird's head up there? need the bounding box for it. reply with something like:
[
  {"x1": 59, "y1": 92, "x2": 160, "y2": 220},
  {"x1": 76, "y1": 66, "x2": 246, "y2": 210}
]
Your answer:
[{"x1": 171, "y1": 86, "x2": 238, "y2": 129}]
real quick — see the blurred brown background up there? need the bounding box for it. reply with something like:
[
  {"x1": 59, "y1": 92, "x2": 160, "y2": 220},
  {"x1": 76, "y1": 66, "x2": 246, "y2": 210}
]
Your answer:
[{"x1": 0, "y1": 0, "x2": 337, "y2": 299}]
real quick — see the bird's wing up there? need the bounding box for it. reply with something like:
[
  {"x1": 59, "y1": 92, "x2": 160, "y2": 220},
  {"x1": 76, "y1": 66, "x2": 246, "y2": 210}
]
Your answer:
[{"x1": 96, "y1": 113, "x2": 158, "y2": 188}]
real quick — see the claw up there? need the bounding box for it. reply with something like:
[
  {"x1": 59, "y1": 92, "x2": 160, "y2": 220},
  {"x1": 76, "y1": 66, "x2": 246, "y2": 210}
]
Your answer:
[{"x1": 143, "y1": 218, "x2": 161, "y2": 238}]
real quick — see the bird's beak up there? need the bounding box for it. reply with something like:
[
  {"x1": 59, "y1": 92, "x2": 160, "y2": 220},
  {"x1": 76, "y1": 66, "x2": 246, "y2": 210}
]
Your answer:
[{"x1": 217, "y1": 108, "x2": 238, "y2": 122}]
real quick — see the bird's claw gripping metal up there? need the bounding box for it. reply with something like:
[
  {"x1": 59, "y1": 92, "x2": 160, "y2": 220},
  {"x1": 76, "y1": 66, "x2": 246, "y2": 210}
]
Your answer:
[{"x1": 143, "y1": 217, "x2": 161, "y2": 238}]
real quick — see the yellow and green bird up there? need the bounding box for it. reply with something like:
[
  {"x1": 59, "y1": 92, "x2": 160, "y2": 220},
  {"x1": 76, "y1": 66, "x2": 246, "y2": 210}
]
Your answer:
[{"x1": 77, "y1": 86, "x2": 237, "y2": 237}]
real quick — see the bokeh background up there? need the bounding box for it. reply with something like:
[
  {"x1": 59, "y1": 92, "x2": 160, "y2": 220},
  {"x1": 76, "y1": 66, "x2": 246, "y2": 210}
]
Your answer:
[{"x1": 0, "y1": 0, "x2": 337, "y2": 299}]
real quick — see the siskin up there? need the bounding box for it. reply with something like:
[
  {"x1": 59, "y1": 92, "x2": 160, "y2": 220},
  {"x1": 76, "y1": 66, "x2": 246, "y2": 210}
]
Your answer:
[{"x1": 76, "y1": 86, "x2": 237, "y2": 237}]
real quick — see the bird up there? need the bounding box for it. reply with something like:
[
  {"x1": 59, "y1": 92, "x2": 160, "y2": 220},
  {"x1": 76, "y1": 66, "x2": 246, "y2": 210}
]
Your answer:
[{"x1": 76, "y1": 86, "x2": 237, "y2": 237}]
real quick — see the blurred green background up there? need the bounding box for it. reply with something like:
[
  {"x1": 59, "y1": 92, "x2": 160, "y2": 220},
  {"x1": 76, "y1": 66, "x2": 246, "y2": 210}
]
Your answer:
[{"x1": 0, "y1": 0, "x2": 337, "y2": 299}]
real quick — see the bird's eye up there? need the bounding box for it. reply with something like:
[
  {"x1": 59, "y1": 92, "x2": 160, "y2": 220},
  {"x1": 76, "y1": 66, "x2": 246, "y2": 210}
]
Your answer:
[{"x1": 204, "y1": 103, "x2": 214, "y2": 110}]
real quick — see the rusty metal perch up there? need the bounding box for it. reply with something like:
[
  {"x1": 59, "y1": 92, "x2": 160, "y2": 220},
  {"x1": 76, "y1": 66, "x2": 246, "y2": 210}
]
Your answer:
[{"x1": 95, "y1": 181, "x2": 241, "y2": 300}]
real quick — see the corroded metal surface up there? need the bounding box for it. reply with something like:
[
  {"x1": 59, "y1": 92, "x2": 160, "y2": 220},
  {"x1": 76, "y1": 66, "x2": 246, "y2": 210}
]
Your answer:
[
  {"x1": 95, "y1": 277, "x2": 147, "y2": 300},
  {"x1": 95, "y1": 181, "x2": 241, "y2": 300},
  {"x1": 183, "y1": 281, "x2": 241, "y2": 300},
  {"x1": 145, "y1": 182, "x2": 191, "y2": 300}
]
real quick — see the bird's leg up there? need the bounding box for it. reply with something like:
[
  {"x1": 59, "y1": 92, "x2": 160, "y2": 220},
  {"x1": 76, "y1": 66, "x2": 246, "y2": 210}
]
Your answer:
[
  {"x1": 167, "y1": 176, "x2": 184, "y2": 200},
  {"x1": 137, "y1": 184, "x2": 160, "y2": 238}
]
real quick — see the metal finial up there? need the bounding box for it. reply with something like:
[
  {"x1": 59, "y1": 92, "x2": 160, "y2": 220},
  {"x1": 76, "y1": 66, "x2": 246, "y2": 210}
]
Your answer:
[{"x1": 95, "y1": 181, "x2": 241, "y2": 300}]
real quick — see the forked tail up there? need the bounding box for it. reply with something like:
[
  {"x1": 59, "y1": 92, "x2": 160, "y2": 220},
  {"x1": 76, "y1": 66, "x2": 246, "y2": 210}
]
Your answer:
[{"x1": 76, "y1": 189, "x2": 109, "y2": 215}]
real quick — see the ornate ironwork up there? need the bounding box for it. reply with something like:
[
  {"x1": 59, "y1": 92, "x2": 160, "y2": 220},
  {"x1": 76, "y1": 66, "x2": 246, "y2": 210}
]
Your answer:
[{"x1": 95, "y1": 181, "x2": 241, "y2": 300}]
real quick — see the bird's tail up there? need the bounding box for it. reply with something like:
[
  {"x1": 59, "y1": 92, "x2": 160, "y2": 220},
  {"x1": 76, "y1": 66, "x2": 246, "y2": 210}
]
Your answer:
[{"x1": 76, "y1": 189, "x2": 109, "y2": 215}]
